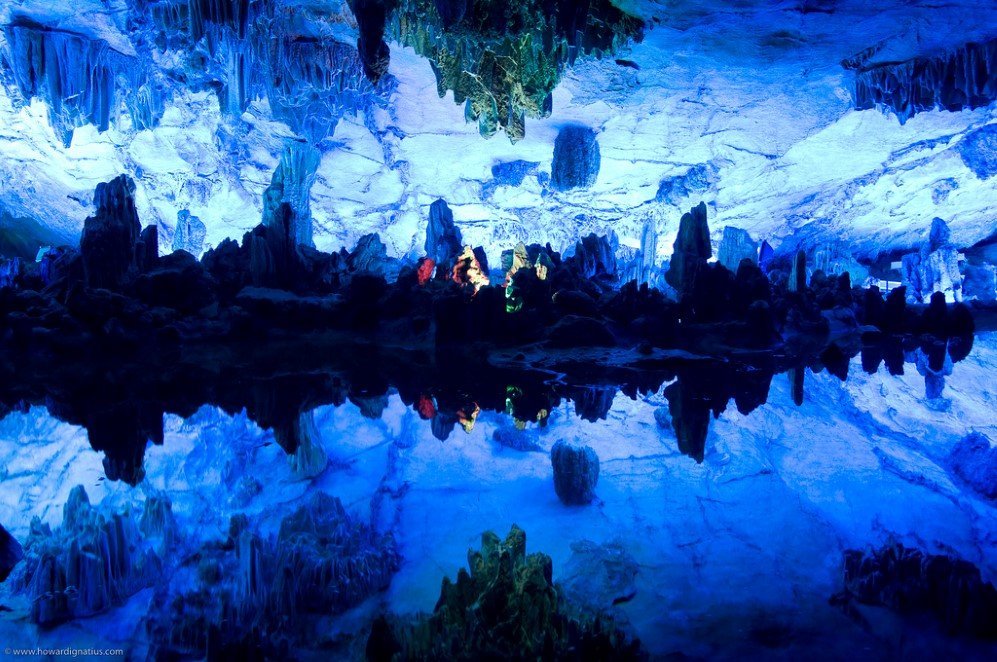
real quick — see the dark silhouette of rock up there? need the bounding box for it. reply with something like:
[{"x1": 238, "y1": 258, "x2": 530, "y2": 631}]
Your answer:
[
  {"x1": 134, "y1": 250, "x2": 217, "y2": 314},
  {"x1": 551, "y1": 125, "x2": 600, "y2": 190},
  {"x1": 0, "y1": 522, "x2": 22, "y2": 582},
  {"x1": 80, "y1": 175, "x2": 142, "y2": 290},
  {"x1": 551, "y1": 440, "x2": 600, "y2": 504},
  {"x1": 546, "y1": 315, "x2": 615, "y2": 348},
  {"x1": 347, "y1": 0, "x2": 395, "y2": 81},
  {"x1": 665, "y1": 202, "x2": 710, "y2": 296},
  {"x1": 950, "y1": 431, "x2": 996, "y2": 499},
  {"x1": 840, "y1": 543, "x2": 997, "y2": 639}
]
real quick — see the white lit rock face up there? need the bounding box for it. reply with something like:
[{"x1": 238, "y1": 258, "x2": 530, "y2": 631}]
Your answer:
[{"x1": 0, "y1": 0, "x2": 994, "y2": 267}]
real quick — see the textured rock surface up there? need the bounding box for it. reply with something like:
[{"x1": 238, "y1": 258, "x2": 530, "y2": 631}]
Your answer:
[
  {"x1": 949, "y1": 431, "x2": 997, "y2": 498},
  {"x1": 8, "y1": 486, "x2": 170, "y2": 627},
  {"x1": 901, "y1": 218, "x2": 965, "y2": 302},
  {"x1": 842, "y1": 543, "x2": 997, "y2": 638},
  {"x1": 852, "y1": 39, "x2": 997, "y2": 124},
  {"x1": 171, "y1": 210, "x2": 206, "y2": 257},
  {"x1": 551, "y1": 125, "x2": 601, "y2": 191},
  {"x1": 550, "y1": 440, "x2": 600, "y2": 505},
  {"x1": 716, "y1": 226, "x2": 758, "y2": 273},
  {"x1": 0, "y1": 1, "x2": 994, "y2": 268}
]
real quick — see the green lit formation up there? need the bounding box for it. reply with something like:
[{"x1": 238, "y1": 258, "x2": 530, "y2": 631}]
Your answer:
[{"x1": 390, "y1": 0, "x2": 643, "y2": 142}]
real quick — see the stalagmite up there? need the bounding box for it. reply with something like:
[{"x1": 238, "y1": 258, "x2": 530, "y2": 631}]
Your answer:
[{"x1": 665, "y1": 202, "x2": 711, "y2": 296}]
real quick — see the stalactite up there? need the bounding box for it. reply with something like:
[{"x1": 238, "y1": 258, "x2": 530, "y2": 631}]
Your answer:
[{"x1": 851, "y1": 38, "x2": 997, "y2": 123}]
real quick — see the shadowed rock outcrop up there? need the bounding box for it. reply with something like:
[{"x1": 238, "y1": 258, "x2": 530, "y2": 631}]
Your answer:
[
  {"x1": 717, "y1": 226, "x2": 758, "y2": 272},
  {"x1": 665, "y1": 202, "x2": 710, "y2": 297},
  {"x1": 425, "y1": 198, "x2": 463, "y2": 274},
  {"x1": 80, "y1": 175, "x2": 143, "y2": 291},
  {"x1": 838, "y1": 543, "x2": 997, "y2": 639},
  {"x1": 147, "y1": 492, "x2": 398, "y2": 658}
]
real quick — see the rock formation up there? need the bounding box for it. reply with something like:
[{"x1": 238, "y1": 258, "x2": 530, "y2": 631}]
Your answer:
[
  {"x1": 716, "y1": 226, "x2": 758, "y2": 272},
  {"x1": 901, "y1": 218, "x2": 963, "y2": 303},
  {"x1": 80, "y1": 175, "x2": 143, "y2": 290},
  {"x1": 388, "y1": 0, "x2": 643, "y2": 141},
  {"x1": 552, "y1": 125, "x2": 601, "y2": 190},
  {"x1": 851, "y1": 39, "x2": 997, "y2": 123},
  {"x1": 262, "y1": 142, "x2": 322, "y2": 249},
  {"x1": 550, "y1": 440, "x2": 600, "y2": 505},
  {"x1": 148, "y1": 492, "x2": 398, "y2": 658},
  {"x1": 840, "y1": 543, "x2": 997, "y2": 639},
  {"x1": 655, "y1": 162, "x2": 718, "y2": 205},
  {"x1": 789, "y1": 249, "x2": 807, "y2": 293},
  {"x1": 665, "y1": 202, "x2": 711, "y2": 297},
  {"x1": 9, "y1": 486, "x2": 172, "y2": 627},
  {"x1": 425, "y1": 198, "x2": 463, "y2": 273},
  {"x1": 365, "y1": 526, "x2": 642, "y2": 660},
  {"x1": 172, "y1": 210, "x2": 207, "y2": 258}
]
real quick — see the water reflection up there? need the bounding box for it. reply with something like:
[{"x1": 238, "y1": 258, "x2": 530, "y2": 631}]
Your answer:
[{"x1": 0, "y1": 333, "x2": 975, "y2": 483}]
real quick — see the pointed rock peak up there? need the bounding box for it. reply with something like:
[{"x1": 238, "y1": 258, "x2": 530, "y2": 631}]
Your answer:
[{"x1": 665, "y1": 201, "x2": 711, "y2": 296}]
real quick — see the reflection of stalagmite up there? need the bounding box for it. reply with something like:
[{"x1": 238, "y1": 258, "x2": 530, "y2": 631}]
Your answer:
[
  {"x1": 274, "y1": 411, "x2": 328, "y2": 479},
  {"x1": 665, "y1": 380, "x2": 710, "y2": 462},
  {"x1": 788, "y1": 366, "x2": 805, "y2": 406}
]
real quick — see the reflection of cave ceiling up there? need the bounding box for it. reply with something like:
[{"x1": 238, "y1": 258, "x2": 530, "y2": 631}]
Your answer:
[{"x1": 0, "y1": 0, "x2": 994, "y2": 265}]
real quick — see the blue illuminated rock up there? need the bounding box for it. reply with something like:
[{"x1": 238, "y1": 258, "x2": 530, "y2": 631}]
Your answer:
[
  {"x1": 551, "y1": 125, "x2": 600, "y2": 191},
  {"x1": 950, "y1": 431, "x2": 997, "y2": 499},
  {"x1": 716, "y1": 226, "x2": 757, "y2": 273},
  {"x1": 172, "y1": 211, "x2": 207, "y2": 258},
  {"x1": 958, "y1": 123, "x2": 997, "y2": 179},
  {"x1": 425, "y1": 198, "x2": 463, "y2": 270},
  {"x1": 550, "y1": 440, "x2": 600, "y2": 505},
  {"x1": 656, "y1": 163, "x2": 718, "y2": 205},
  {"x1": 12, "y1": 486, "x2": 171, "y2": 627}
]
